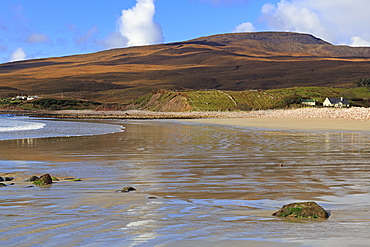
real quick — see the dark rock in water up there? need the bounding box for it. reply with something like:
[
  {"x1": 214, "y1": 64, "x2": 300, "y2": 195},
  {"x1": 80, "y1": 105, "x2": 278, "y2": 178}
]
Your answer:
[
  {"x1": 4, "y1": 177, "x2": 14, "y2": 181},
  {"x1": 0, "y1": 183, "x2": 6, "y2": 187},
  {"x1": 147, "y1": 196, "x2": 157, "y2": 199},
  {"x1": 27, "y1": 176, "x2": 39, "y2": 182},
  {"x1": 272, "y1": 201, "x2": 329, "y2": 218},
  {"x1": 0, "y1": 177, "x2": 4, "y2": 182},
  {"x1": 33, "y1": 174, "x2": 53, "y2": 186},
  {"x1": 116, "y1": 186, "x2": 137, "y2": 193}
]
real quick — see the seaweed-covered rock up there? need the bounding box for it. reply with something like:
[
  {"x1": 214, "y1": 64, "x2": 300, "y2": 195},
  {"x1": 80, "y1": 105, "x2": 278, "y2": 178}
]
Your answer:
[
  {"x1": 272, "y1": 201, "x2": 329, "y2": 219},
  {"x1": 116, "y1": 186, "x2": 137, "y2": 193},
  {"x1": 33, "y1": 174, "x2": 53, "y2": 186},
  {"x1": 64, "y1": 178, "x2": 81, "y2": 181}
]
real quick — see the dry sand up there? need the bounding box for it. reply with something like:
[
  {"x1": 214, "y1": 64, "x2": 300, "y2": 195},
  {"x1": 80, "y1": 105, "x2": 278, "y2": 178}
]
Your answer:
[
  {"x1": 179, "y1": 107, "x2": 370, "y2": 132},
  {"x1": 182, "y1": 117, "x2": 370, "y2": 132}
]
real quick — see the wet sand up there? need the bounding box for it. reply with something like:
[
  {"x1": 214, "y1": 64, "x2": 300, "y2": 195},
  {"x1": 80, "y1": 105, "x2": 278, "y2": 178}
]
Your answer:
[
  {"x1": 2, "y1": 117, "x2": 370, "y2": 246},
  {"x1": 181, "y1": 117, "x2": 370, "y2": 132}
]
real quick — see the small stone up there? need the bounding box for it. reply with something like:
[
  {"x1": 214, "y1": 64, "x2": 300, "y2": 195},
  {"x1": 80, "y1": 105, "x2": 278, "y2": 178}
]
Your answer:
[
  {"x1": 64, "y1": 178, "x2": 81, "y2": 181},
  {"x1": 273, "y1": 201, "x2": 329, "y2": 218},
  {"x1": 120, "y1": 186, "x2": 136, "y2": 193},
  {"x1": 147, "y1": 196, "x2": 157, "y2": 199}
]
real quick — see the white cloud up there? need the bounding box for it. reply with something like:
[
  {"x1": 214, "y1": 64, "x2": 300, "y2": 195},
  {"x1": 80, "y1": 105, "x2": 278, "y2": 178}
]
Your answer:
[
  {"x1": 351, "y1": 37, "x2": 370, "y2": 47},
  {"x1": 103, "y1": 0, "x2": 163, "y2": 49},
  {"x1": 260, "y1": 0, "x2": 370, "y2": 45},
  {"x1": 119, "y1": 0, "x2": 163, "y2": 47},
  {"x1": 101, "y1": 32, "x2": 128, "y2": 49},
  {"x1": 9, "y1": 47, "x2": 26, "y2": 62},
  {"x1": 74, "y1": 26, "x2": 99, "y2": 45},
  {"x1": 27, "y1": 33, "x2": 50, "y2": 43},
  {"x1": 233, "y1": 22, "x2": 255, "y2": 32},
  {"x1": 262, "y1": 0, "x2": 327, "y2": 40}
]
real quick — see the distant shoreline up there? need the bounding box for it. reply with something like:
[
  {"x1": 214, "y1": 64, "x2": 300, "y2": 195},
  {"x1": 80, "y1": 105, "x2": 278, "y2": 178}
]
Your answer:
[{"x1": 2, "y1": 107, "x2": 370, "y2": 121}]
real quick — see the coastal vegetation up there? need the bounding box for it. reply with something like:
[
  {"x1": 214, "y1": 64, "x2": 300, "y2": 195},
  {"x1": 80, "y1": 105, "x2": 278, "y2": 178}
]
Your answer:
[
  {"x1": 129, "y1": 86, "x2": 370, "y2": 111},
  {"x1": 0, "y1": 98, "x2": 101, "y2": 111},
  {"x1": 2, "y1": 86, "x2": 370, "y2": 112}
]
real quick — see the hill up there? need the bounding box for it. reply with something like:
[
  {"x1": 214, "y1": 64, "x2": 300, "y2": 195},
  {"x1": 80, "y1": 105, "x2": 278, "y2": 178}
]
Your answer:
[{"x1": 1, "y1": 32, "x2": 370, "y2": 103}]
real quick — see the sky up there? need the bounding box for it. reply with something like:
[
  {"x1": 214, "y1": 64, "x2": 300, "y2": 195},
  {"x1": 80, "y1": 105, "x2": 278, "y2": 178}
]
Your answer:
[{"x1": 1, "y1": 0, "x2": 370, "y2": 63}]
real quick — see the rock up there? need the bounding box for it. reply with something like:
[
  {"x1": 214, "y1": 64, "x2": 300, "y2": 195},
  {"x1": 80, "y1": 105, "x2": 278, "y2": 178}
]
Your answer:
[
  {"x1": 116, "y1": 186, "x2": 137, "y2": 193},
  {"x1": 26, "y1": 176, "x2": 39, "y2": 182},
  {"x1": 4, "y1": 177, "x2": 14, "y2": 181},
  {"x1": 272, "y1": 201, "x2": 329, "y2": 219},
  {"x1": 64, "y1": 178, "x2": 81, "y2": 181},
  {"x1": 0, "y1": 183, "x2": 6, "y2": 187},
  {"x1": 33, "y1": 174, "x2": 53, "y2": 186},
  {"x1": 147, "y1": 196, "x2": 157, "y2": 199},
  {"x1": 0, "y1": 177, "x2": 4, "y2": 182}
]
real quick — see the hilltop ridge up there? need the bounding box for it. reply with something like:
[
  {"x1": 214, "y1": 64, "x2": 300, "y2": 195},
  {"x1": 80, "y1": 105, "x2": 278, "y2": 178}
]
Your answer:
[{"x1": 1, "y1": 32, "x2": 370, "y2": 103}]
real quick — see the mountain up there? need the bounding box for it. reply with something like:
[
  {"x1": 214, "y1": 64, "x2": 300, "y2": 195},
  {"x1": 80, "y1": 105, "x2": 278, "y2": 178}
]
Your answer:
[{"x1": 1, "y1": 32, "x2": 370, "y2": 103}]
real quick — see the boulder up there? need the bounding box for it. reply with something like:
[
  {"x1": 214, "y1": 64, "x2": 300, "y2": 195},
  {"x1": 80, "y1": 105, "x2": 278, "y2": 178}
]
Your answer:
[
  {"x1": 272, "y1": 201, "x2": 329, "y2": 219},
  {"x1": 33, "y1": 174, "x2": 53, "y2": 186}
]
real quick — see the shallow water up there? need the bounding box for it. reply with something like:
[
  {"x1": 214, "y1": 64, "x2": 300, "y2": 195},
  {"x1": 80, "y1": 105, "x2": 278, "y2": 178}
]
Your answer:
[{"x1": 1, "y1": 120, "x2": 370, "y2": 246}]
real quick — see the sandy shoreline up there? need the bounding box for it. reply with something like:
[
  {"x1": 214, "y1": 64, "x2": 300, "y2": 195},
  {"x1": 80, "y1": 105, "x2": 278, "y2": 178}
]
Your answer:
[
  {"x1": 181, "y1": 117, "x2": 370, "y2": 132},
  {"x1": 2, "y1": 107, "x2": 370, "y2": 132}
]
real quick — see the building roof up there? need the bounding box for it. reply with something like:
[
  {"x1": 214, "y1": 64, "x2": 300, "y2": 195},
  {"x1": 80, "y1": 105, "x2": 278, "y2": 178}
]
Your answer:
[
  {"x1": 326, "y1": 97, "x2": 350, "y2": 105},
  {"x1": 301, "y1": 99, "x2": 315, "y2": 102}
]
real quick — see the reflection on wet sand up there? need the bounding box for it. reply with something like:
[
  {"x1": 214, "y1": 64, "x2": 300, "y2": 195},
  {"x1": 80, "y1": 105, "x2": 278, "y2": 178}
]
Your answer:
[{"x1": 1, "y1": 120, "x2": 370, "y2": 246}]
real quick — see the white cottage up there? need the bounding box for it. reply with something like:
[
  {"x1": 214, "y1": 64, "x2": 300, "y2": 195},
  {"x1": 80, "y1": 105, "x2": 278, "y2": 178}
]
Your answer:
[
  {"x1": 301, "y1": 99, "x2": 316, "y2": 106},
  {"x1": 323, "y1": 97, "x2": 350, "y2": 108}
]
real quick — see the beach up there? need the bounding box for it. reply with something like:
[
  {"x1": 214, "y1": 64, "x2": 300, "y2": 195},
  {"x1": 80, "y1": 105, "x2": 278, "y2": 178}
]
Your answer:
[
  {"x1": 2, "y1": 108, "x2": 370, "y2": 246},
  {"x1": 10, "y1": 106, "x2": 370, "y2": 132}
]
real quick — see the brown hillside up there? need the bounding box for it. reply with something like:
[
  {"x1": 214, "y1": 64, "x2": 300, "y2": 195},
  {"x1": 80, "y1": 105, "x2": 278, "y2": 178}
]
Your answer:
[{"x1": 1, "y1": 32, "x2": 370, "y2": 103}]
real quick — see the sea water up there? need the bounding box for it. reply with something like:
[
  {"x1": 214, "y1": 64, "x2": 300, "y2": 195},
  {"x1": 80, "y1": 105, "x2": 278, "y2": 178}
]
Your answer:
[{"x1": 0, "y1": 114, "x2": 124, "y2": 141}]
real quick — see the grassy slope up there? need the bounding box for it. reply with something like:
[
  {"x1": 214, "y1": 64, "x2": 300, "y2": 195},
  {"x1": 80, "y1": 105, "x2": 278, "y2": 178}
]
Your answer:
[
  {"x1": 2, "y1": 86, "x2": 370, "y2": 111},
  {"x1": 129, "y1": 87, "x2": 370, "y2": 111}
]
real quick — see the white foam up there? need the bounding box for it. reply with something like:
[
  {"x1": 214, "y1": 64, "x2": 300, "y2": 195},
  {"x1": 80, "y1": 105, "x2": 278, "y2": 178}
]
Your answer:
[{"x1": 0, "y1": 119, "x2": 46, "y2": 132}]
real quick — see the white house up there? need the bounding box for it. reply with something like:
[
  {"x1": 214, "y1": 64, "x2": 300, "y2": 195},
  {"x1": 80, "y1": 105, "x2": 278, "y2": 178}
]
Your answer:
[
  {"x1": 323, "y1": 97, "x2": 350, "y2": 108},
  {"x1": 301, "y1": 99, "x2": 316, "y2": 106}
]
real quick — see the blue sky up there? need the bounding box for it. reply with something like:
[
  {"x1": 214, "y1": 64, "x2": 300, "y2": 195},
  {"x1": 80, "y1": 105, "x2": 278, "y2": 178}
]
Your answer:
[{"x1": 1, "y1": 0, "x2": 370, "y2": 63}]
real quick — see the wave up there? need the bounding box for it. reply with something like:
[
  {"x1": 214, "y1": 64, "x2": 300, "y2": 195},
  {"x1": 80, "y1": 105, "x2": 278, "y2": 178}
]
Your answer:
[{"x1": 0, "y1": 119, "x2": 46, "y2": 132}]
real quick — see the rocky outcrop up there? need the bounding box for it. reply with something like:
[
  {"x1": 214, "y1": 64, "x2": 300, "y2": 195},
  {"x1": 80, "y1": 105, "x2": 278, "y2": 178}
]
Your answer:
[
  {"x1": 273, "y1": 201, "x2": 329, "y2": 218},
  {"x1": 32, "y1": 174, "x2": 53, "y2": 186}
]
